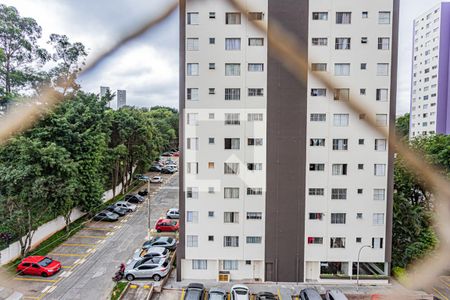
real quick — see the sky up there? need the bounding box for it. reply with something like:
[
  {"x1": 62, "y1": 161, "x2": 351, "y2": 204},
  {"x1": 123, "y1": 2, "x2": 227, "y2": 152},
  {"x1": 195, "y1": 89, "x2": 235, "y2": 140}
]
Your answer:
[{"x1": 0, "y1": 0, "x2": 445, "y2": 114}]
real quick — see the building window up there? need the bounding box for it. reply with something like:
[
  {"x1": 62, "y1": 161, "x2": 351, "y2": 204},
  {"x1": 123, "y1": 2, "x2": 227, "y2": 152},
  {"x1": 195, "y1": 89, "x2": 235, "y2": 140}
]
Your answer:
[
  {"x1": 192, "y1": 260, "x2": 207, "y2": 270},
  {"x1": 376, "y1": 89, "x2": 388, "y2": 101},
  {"x1": 187, "y1": 63, "x2": 199, "y2": 76},
  {"x1": 378, "y1": 11, "x2": 391, "y2": 24},
  {"x1": 224, "y1": 138, "x2": 240, "y2": 150},
  {"x1": 376, "y1": 114, "x2": 388, "y2": 126},
  {"x1": 309, "y1": 213, "x2": 323, "y2": 220},
  {"x1": 209, "y1": 63, "x2": 216, "y2": 70},
  {"x1": 208, "y1": 187, "x2": 215, "y2": 194},
  {"x1": 186, "y1": 187, "x2": 199, "y2": 199},
  {"x1": 308, "y1": 237, "x2": 324, "y2": 244},
  {"x1": 373, "y1": 213, "x2": 385, "y2": 225},
  {"x1": 331, "y1": 188, "x2": 347, "y2": 200},
  {"x1": 247, "y1": 188, "x2": 263, "y2": 195},
  {"x1": 187, "y1": 235, "x2": 198, "y2": 247},
  {"x1": 336, "y1": 12, "x2": 352, "y2": 24},
  {"x1": 358, "y1": 164, "x2": 364, "y2": 170},
  {"x1": 248, "y1": 88, "x2": 264, "y2": 96},
  {"x1": 334, "y1": 88, "x2": 350, "y2": 100},
  {"x1": 310, "y1": 164, "x2": 325, "y2": 171},
  {"x1": 335, "y1": 38, "x2": 351, "y2": 50},
  {"x1": 361, "y1": 63, "x2": 367, "y2": 70},
  {"x1": 223, "y1": 236, "x2": 239, "y2": 247},
  {"x1": 225, "y1": 38, "x2": 241, "y2": 50},
  {"x1": 224, "y1": 187, "x2": 239, "y2": 199},
  {"x1": 374, "y1": 189, "x2": 386, "y2": 201},
  {"x1": 225, "y1": 113, "x2": 240, "y2": 125},
  {"x1": 332, "y1": 164, "x2": 348, "y2": 176},
  {"x1": 209, "y1": 12, "x2": 216, "y2": 19},
  {"x1": 225, "y1": 88, "x2": 241, "y2": 100},
  {"x1": 208, "y1": 162, "x2": 215, "y2": 169},
  {"x1": 186, "y1": 162, "x2": 199, "y2": 174},
  {"x1": 186, "y1": 138, "x2": 199, "y2": 150},
  {"x1": 312, "y1": 38, "x2": 328, "y2": 46},
  {"x1": 362, "y1": 11, "x2": 368, "y2": 19},
  {"x1": 209, "y1": 113, "x2": 215, "y2": 119},
  {"x1": 359, "y1": 139, "x2": 365, "y2": 145},
  {"x1": 187, "y1": 113, "x2": 198, "y2": 126},
  {"x1": 357, "y1": 188, "x2": 363, "y2": 194},
  {"x1": 356, "y1": 237, "x2": 362, "y2": 243},
  {"x1": 224, "y1": 163, "x2": 239, "y2": 174},
  {"x1": 209, "y1": 37, "x2": 215, "y2": 44},
  {"x1": 248, "y1": 63, "x2": 264, "y2": 72},
  {"x1": 372, "y1": 238, "x2": 384, "y2": 249},
  {"x1": 187, "y1": 38, "x2": 199, "y2": 51},
  {"x1": 377, "y1": 63, "x2": 389, "y2": 76},
  {"x1": 247, "y1": 212, "x2": 262, "y2": 220},
  {"x1": 374, "y1": 164, "x2": 386, "y2": 176},
  {"x1": 246, "y1": 236, "x2": 262, "y2": 244},
  {"x1": 187, "y1": 12, "x2": 199, "y2": 25},
  {"x1": 312, "y1": 12, "x2": 328, "y2": 20},
  {"x1": 222, "y1": 260, "x2": 238, "y2": 270},
  {"x1": 311, "y1": 63, "x2": 327, "y2": 72},
  {"x1": 187, "y1": 88, "x2": 199, "y2": 101},
  {"x1": 309, "y1": 188, "x2": 325, "y2": 196},
  {"x1": 248, "y1": 138, "x2": 263, "y2": 146},
  {"x1": 330, "y1": 237, "x2": 346, "y2": 248},
  {"x1": 226, "y1": 13, "x2": 241, "y2": 24},
  {"x1": 209, "y1": 88, "x2": 215, "y2": 95},
  {"x1": 248, "y1": 38, "x2": 264, "y2": 46},
  {"x1": 311, "y1": 89, "x2": 327, "y2": 97},
  {"x1": 310, "y1": 139, "x2": 326, "y2": 147},
  {"x1": 186, "y1": 211, "x2": 199, "y2": 223},
  {"x1": 361, "y1": 37, "x2": 368, "y2": 44},
  {"x1": 310, "y1": 113, "x2": 326, "y2": 122},
  {"x1": 248, "y1": 113, "x2": 263, "y2": 121},
  {"x1": 248, "y1": 12, "x2": 264, "y2": 21},
  {"x1": 224, "y1": 212, "x2": 239, "y2": 223},
  {"x1": 335, "y1": 64, "x2": 350, "y2": 76},
  {"x1": 333, "y1": 114, "x2": 349, "y2": 127},
  {"x1": 378, "y1": 37, "x2": 390, "y2": 50},
  {"x1": 331, "y1": 213, "x2": 346, "y2": 224},
  {"x1": 375, "y1": 139, "x2": 387, "y2": 151},
  {"x1": 247, "y1": 163, "x2": 263, "y2": 171},
  {"x1": 225, "y1": 63, "x2": 241, "y2": 76},
  {"x1": 333, "y1": 139, "x2": 348, "y2": 150},
  {"x1": 357, "y1": 213, "x2": 363, "y2": 219}
]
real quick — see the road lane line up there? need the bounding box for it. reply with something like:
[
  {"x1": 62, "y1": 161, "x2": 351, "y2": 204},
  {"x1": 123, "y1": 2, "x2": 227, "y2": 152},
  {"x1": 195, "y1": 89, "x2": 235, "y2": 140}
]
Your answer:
[
  {"x1": 47, "y1": 286, "x2": 57, "y2": 293},
  {"x1": 440, "y1": 277, "x2": 450, "y2": 288},
  {"x1": 14, "y1": 278, "x2": 57, "y2": 283},
  {"x1": 42, "y1": 286, "x2": 51, "y2": 293},
  {"x1": 433, "y1": 288, "x2": 449, "y2": 300}
]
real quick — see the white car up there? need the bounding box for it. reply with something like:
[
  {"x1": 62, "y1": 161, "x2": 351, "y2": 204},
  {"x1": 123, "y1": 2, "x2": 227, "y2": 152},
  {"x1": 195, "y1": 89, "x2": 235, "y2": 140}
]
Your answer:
[
  {"x1": 166, "y1": 208, "x2": 179, "y2": 219},
  {"x1": 150, "y1": 176, "x2": 163, "y2": 183},
  {"x1": 131, "y1": 246, "x2": 169, "y2": 261},
  {"x1": 114, "y1": 201, "x2": 137, "y2": 212},
  {"x1": 231, "y1": 285, "x2": 249, "y2": 300},
  {"x1": 166, "y1": 164, "x2": 178, "y2": 171}
]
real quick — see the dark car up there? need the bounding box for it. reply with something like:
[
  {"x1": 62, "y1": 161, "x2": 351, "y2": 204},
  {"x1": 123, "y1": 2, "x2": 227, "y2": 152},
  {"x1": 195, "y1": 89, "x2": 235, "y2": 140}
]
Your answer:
[
  {"x1": 125, "y1": 194, "x2": 145, "y2": 204},
  {"x1": 105, "y1": 205, "x2": 127, "y2": 217},
  {"x1": 300, "y1": 288, "x2": 322, "y2": 300},
  {"x1": 185, "y1": 283, "x2": 205, "y2": 300},
  {"x1": 143, "y1": 236, "x2": 176, "y2": 251},
  {"x1": 161, "y1": 167, "x2": 176, "y2": 174},
  {"x1": 138, "y1": 189, "x2": 148, "y2": 196},
  {"x1": 256, "y1": 292, "x2": 277, "y2": 300},
  {"x1": 149, "y1": 165, "x2": 162, "y2": 172},
  {"x1": 93, "y1": 211, "x2": 119, "y2": 222},
  {"x1": 161, "y1": 152, "x2": 172, "y2": 157}
]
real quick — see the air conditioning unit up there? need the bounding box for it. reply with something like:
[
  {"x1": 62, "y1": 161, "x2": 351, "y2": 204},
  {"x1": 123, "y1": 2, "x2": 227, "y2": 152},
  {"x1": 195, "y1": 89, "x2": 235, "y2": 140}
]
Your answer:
[{"x1": 218, "y1": 271, "x2": 230, "y2": 282}]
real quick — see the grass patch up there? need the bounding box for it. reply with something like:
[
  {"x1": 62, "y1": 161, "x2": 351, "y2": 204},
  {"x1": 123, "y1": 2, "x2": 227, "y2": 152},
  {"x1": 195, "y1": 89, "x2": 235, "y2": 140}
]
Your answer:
[{"x1": 111, "y1": 281, "x2": 128, "y2": 300}]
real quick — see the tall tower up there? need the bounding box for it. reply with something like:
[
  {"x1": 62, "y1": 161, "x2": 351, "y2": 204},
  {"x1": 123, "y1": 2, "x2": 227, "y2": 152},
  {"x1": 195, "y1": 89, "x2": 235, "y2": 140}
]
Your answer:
[{"x1": 117, "y1": 89, "x2": 127, "y2": 109}]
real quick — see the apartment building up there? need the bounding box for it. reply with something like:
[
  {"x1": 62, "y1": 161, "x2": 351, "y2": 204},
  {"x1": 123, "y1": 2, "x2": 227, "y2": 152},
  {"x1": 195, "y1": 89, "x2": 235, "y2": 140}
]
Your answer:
[
  {"x1": 179, "y1": 0, "x2": 399, "y2": 283},
  {"x1": 410, "y1": 3, "x2": 450, "y2": 138}
]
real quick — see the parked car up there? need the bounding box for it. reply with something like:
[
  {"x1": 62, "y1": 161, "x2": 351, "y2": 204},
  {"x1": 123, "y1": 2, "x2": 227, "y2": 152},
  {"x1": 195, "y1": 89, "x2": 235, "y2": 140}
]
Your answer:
[
  {"x1": 166, "y1": 208, "x2": 179, "y2": 219},
  {"x1": 114, "y1": 201, "x2": 137, "y2": 212},
  {"x1": 184, "y1": 283, "x2": 205, "y2": 300},
  {"x1": 93, "y1": 211, "x2": 119, "y2": 222},
  {"x1": 134, "y1": 174, "x2": 150, "y2": 181},
  {"x1": 171, "y1": 151, "x2": 180, "y2": 157},
  {"x1": 138, "y1": 188, "x2": 148, "y2": 196},
  {"x1": 155, "y1": 219, "x2": 179, "y2": 232},
  {"x1": 149, "y1": 165, "x2": 162, "y2": 172},
  {"x1": 300, "y1": 288, "x2": 322, "y2": 300},
  {"x1": 231, "y1": 285, "x2": 250, "y2": 300},
  {"x1": 161, "y1": 152, "x2": 172, "y2": 157},
  {"x1": 132, "y1": 246, "x2": 169, "y2": 261},
  {"x1": 166, "y1": 164, "x2": 178, "y2": 172},
  {"x1": 105, "y1": 205, "x2": 127, "y2": 217},
  {"x1": 124, "y1": 257, "x2": 170, "y2": 281},
  {"x1": 161, "y1": 167, "x2": 176, "y2": 174},
  {"x1": 142, "y1": 236, "x2": 176, "y2": 251},
  {"x1": 125, "y1": 194, "x2": 145, "y2": 204},
  {"x1": 17, "y1": 256, "x2": 61, "y2": 277},
  {"x1": 326, "y1": 289, "x2": 348, "y2": 300},
  {"x1": 150, "y1": 176, "x2": 163, "y2": 183},
  {"x1": 208, "y1": 288, "x2": 227, "y2": 300},
  {"x1": 256, "y1": 292, "x2": 277, "y2": 300}
]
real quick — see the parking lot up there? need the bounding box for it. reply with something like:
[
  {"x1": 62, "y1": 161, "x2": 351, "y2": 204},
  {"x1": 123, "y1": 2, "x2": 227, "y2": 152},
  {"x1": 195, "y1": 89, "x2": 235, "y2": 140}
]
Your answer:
[{"x1": 9, "y1": 168, "x2": 179, "y2": 300}]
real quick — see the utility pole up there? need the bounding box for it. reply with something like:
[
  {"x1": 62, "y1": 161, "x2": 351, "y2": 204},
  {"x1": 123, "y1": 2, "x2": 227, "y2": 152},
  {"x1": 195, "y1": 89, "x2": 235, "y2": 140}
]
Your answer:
[
  {"x1": 147, "y1": 178, "x2": 151, "y2": 239},
  {"x1": 357, "y1": 245, "x2": 372, "y2": 291}
]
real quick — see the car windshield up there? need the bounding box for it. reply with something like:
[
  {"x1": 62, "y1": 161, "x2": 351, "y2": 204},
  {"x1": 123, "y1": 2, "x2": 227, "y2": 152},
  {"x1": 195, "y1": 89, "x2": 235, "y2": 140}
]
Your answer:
[
  {"x1": 166, "y1": 237, "x2": 173, "y2": 243},
  {"x1": 38, "y1": 257, "x2": 53, "y2": 267},
  {"x1": 169, "y1": 221, "x2": 177, "y2": 226},
  {"x1": 162, "y1": 261, "x2": 169, "y2": 267},
  {"x1": 162, "y1": 249, "x2": 168, "y2": 255},
  {"x1": 235, "y1": 289, "x2": 247, "y2": 295}
]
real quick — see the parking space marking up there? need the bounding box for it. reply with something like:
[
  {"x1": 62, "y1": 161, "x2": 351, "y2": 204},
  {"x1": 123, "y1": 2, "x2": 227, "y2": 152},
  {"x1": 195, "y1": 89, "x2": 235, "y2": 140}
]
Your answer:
[
  {"x1": 51, "y1": 253, "x2": 87, "y2": 257},
  {"x1": 433, "y1": 288, "x2": 449, "y2": 300},
  {"x1": 441, "y1": 277, "x2": 450, "y2": 288},
  {"x1": 77, "y1": 235, "x2": 107, "y2": 239},
  {"x1": 23, "y1": 296, "x2": 39, "y2": 300},
  {"x1": 62, "y1": 265, "x2": 73, "y2": 269},
  {"x1": 277, "y1": 288, "x2": 282, "y2": 300},
  {"x1": 62, "y1": 243, "x2": 97, "y2": 247},
  {"x1": 59, "y1": 271, "x2": 72, "y2": 278},
  {"x1": 14, "y1": 277, "x2": 58, "y2": 283},
  {"x1": 83, "y1": 227, "x2": 113, "y2": 231},
  {"x1": 47, "y1": 286, "x2": 57, "y2": 293}
]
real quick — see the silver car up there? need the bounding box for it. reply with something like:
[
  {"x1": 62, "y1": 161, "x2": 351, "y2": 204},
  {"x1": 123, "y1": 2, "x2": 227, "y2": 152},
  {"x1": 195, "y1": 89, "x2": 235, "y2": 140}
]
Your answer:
[
  {"x1": 124, "y1": 257, "x2": 170, "y2": 281},
  {"x1": 300, "y1": 288, "x2": 322, "y2": 300},
  {"x1": 208, "y1": 288, "x2": 227, "y2": 300},
  {"x1": 326, "y1": 289, "x2": 348, "y2": 300},
  {"x1": 231, "y1": 285, "x2": 249, "y2": 300},
  {"x1": 166, "y1": 208, "x2": 179, "y2": 219},
  {"x1": 114, "y1": 201, "x2": 137, "y2": 212},
  {"x1": 132, "y1": 246, "x2": 169, "y2": 261}
]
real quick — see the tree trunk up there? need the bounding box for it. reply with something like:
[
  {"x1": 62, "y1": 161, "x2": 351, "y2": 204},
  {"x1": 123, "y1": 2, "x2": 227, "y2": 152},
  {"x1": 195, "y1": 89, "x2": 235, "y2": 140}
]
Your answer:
[{"x1": 64, "y1": 210, "x2": 71, "y2": 233}]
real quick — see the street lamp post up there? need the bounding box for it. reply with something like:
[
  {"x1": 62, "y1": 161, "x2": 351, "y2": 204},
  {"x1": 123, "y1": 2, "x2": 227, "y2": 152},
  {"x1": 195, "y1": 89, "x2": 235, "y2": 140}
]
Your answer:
[
  {"x1": 147, "y1": 179, "x2": 151, "y2": 239},
  {"x1": 356, "y1": 245, "x2": 372, "y2": 291}
]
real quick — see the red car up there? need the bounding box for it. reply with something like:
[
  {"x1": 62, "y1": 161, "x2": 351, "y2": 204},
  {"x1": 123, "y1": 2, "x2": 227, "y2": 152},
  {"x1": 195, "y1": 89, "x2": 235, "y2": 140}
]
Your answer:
[
  {"x1": 171, "y1": 151, "x2": 180, "y2": 157},
  {"x1": 155, "y1": 219, "x2": 179, "y2": 232},
  {"x1": 17, "y1": 256, "x2": 61, "y2": 277}
]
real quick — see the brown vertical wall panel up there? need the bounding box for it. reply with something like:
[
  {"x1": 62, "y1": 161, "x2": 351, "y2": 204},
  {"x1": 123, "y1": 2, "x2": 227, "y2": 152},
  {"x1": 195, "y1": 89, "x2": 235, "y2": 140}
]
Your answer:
[{"x1": 265, "y1": 0, "x2": 309, "y2": 283}]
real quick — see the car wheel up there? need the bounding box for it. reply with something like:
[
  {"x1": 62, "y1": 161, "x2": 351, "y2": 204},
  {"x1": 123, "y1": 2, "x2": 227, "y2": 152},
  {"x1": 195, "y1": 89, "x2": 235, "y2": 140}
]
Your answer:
[
  {"x1": 126, "y1": 274, "x2": 135, "y2": 281},
  {"x1": 17, "y1": 270, "x2": 24, "y2": 276},
  {"x1": 166, "y1": 216, "x2": 171, "y2": 219},
  {"x1": 153, "y1": 274, "x2": 161, "y2": 281},
  {"x1": 41, "y1": 272, "x2": 48, "y2": 277},
  {"x1": 157, "y1": 229, "x2": 161, "y2": 233}
]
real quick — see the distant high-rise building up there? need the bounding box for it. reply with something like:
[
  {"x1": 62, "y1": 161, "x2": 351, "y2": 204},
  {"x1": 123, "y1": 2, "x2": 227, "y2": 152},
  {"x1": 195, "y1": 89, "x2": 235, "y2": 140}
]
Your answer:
[
  {"x1": 410, "y1": 3, "x2": 450, "y2": 138},
  {"x1": 100, "y1": 86, "x2": 110, "y2": 99},
  {"x1": 117, "y1": 90, "x2": 127, "y2": 108}
]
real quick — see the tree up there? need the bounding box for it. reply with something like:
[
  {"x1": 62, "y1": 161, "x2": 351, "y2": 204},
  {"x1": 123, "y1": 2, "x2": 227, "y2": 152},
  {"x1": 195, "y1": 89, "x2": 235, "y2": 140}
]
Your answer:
[
  {"x1": 396, "y1": 113, "x2": 410, "y2": 140},
  {"x1": 0, "y1": 4, "x2": 49, "y2": 100}
]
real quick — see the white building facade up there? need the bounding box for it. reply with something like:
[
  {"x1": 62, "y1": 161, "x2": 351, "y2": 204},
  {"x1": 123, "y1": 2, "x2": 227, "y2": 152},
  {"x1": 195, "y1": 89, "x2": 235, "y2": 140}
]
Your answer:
[{"x1": 179, "y1": 0, "x2": 398, "y2": 283}]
